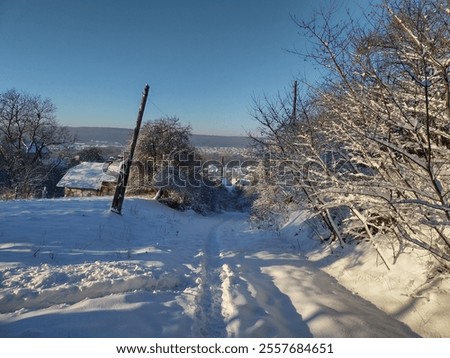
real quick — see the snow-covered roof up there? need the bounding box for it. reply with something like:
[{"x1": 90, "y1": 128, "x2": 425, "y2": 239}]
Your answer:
[{"x1": 57, "y1": 162, "x2": 117, "y2": 190}]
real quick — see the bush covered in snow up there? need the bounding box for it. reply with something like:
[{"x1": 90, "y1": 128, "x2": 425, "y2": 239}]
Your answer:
[{"x1": 250, "y1": 0, "x2": 450, "y2": 269}]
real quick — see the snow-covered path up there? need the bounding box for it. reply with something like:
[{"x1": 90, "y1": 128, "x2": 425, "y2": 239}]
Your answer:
[
  {"x1": 203, "y1": 216, "x2": 418, "y2": 338},
  {"x1": 0, "y1": 198, "x2": 419, "y2": 337}
]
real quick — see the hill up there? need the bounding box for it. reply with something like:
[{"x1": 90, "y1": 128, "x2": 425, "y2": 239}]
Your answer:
[
  {"x1": 68, "y1": 126, "x2": 132, "y2": 145},
  {"x1": 0, "y1": 197, "x2": 435, "y2": 338},
  {"x1": 66, "y1": 126, "x2": 251, "y2": 148}
]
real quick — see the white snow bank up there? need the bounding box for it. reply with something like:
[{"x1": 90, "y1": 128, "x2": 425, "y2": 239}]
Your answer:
[
  {"x1": 281, "y1": 210, "x2": 450, "y2": 338},
  {"x1": 0, "y1": 261, "x2": 184, "y2": 313}
]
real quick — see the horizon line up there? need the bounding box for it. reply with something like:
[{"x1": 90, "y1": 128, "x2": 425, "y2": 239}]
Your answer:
[{"x1": 65, "y1": 125, "x2": 250, "y2": 137}]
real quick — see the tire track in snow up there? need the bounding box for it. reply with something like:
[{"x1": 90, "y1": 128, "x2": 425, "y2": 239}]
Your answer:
[
  {"x1": 192, "y1": 219, "x2": 230, "y2": 337},
  {"x1": 214, "y1": 216, "x2": 419, "y2": 338},
  {"x1": 215, "y1": 216, "x2": 314, "y2": 337}
]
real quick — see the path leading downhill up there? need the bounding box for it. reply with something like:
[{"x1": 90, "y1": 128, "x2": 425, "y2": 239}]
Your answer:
[{"x1": 198, "y1": 213, "x2": 419, "y2": 338}]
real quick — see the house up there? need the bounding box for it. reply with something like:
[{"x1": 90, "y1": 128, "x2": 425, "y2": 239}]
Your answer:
[{"x1": 57, "y1": 162, "x2": 119, "y2": 197}]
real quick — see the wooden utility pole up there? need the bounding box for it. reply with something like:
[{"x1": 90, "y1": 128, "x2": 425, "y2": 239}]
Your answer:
[
  {"x1": 111, "y1": 84, "x2": 150, "y2": 215},
  {"x1": 291, "y1": 80, "x2": 298, "y2": 124}
]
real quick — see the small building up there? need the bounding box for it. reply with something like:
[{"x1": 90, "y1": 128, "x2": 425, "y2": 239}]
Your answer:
[{"x1": 57, "y1": 162, "x2": 119, "y2": 197}]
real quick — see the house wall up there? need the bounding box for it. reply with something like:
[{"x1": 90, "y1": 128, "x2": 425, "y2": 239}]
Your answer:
[
  {"x1": 99, "y1": 182, "x2": 116, "y2": 196},
  {"x1": 63, "y1": 181, "x2": 116, "y2": 197},
  {"x1": 64, "y1": 188, "x2": 99, "y2": 197}
]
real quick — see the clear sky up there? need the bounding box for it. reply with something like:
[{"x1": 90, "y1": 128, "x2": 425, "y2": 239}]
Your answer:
[{"x1": 0, "y1": 0, "x2": 371, "y2": 136}]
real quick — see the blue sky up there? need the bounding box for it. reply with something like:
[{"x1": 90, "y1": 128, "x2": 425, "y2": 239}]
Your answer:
[{"x1": 0, "y1": 0, "x2": 371, "y2": 135}]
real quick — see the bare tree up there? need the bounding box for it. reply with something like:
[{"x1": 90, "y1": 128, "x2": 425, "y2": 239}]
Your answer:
[
  {"x1": 251, "y1": 0, "x2": 450, "y2": 264},
  {"x1": 131, "y1": 116, "x2": 194, "y2": 196},
  {"x1": 296, "y1": 0, "x2": 450, "y2": 262},
  {"x1": 0, "y1": 89, "x2": 72, "y2": 198}
]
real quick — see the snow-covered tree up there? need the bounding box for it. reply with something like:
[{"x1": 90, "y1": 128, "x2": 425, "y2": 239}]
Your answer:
[
  {"x1": 0, "y1": 89, "x2": 72, "y2": 198},
  {"x1": 130, "y1": 116, "x2": 194, "y2": 194},
  {"x1": 307, "y1": 0, "x2": 450, "y2": 263},
  {"x1": 131, "y1": 116, "x2": 233, "y2": 213},
  {"x1": 252, "y1": 0, "x2": 450, "y2": 264}
]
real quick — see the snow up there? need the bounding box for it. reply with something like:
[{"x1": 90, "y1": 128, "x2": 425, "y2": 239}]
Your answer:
[
  {"x1": 0, "y1": 197, "x2": 447, "y2": 337},
  {"x1": 56, "y1": 162, "x2": 117, "y2": 190}
]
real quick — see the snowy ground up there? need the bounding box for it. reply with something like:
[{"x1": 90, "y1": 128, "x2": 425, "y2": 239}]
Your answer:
[{"x1": 0, "y1": 197, "x2": 447, "y2": 337}]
